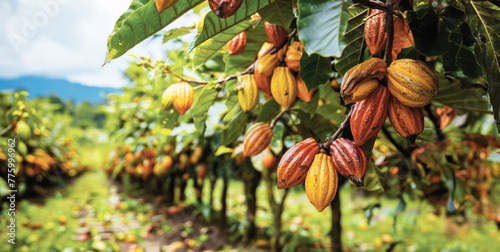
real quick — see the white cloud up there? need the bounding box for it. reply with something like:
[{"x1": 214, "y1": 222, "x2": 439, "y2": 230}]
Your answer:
[{"x1": 0, "y1": 0, "x2": 199, "y2": 88}]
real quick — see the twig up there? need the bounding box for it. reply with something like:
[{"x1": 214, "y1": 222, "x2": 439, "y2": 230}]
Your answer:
[
  {"x1": 0, "y1": 123, "x2": 13, "y2": 137},
  {"x1": 424, "y1": 104, "x2": 447, "y2": 142},
  {"x1": 270, "y1": 110, "x2": 286, "y2": 128},
  {"x1": 319, "y1": 107, "x2": 354, "y2": 151},
  {"x1": 383, "y1": 0, "x2": 395, "y2": 65}
]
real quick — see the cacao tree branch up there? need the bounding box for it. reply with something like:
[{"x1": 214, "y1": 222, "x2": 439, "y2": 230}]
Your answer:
[
  {"x1": 0, "y1": 123, "x2": 13, "y2": 137},
  {"x1": 424, "y1": 104, "x2": 447, "y2": 142},
  {"x1": 319, "y1": 107, "x2": 354, "y2": 151},
  {"x1": 384, "y1": 0, "x2": 395, "y2": 65},
  {"x1": 270, "y1": 110, "x2": 286, "y2": 128}
]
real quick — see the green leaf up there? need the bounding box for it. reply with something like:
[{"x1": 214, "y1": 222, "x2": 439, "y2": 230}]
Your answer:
[
  {"x1": 409, "y1": 8, "x2": 451, "y2": 56},
  {"x1": 291, "y1": 91, "x2": 319, "y2": 119},
  {"x1": 464, "y1": 0, "x2": 500, "y2": 132},
  {"x1": 297, "y1": 0, "x2": 349, "y2": 57},
  {"x1": 222, "y1": 110, "x2": 249, "y2": 145},
  {"x1": 259, "y1": 0, "x2": 295, "y2": 28},
  {"x1": 270, "y1": 122, "x2": 285, "y2": 154},
  {"x1": 193, "y1": 83, "x2": 221, "y2": 136},
  {"x1": 163, "y1": 27, "x2": 194, "y2": 43},
  {"x1": 105, "y1": 0, "x2": 204, "y2": 63},
  {"x1": 159, "y1": 108, "x2": 181, "y2": 128},
  {"x1": 442, "y1": 28, "x2": 483, "y2": 78},
  {"x1": 360, "y1": 162, "x2": 383, "y2": 192},
  {"x1": 434, "y1": 74, "x2": 490, "y2": 114},
  {"x1": 299, "y1": 52, "x2": 333, "y2": 90},
  {"x1": 256, "y1": 99, "x2": 282, "y2": 123}
]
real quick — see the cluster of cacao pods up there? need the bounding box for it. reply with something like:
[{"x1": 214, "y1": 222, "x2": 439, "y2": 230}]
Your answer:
[
  {"x1": 161, "y1": 82, "x2": 194, "y2": 115},
  {"x1": 342, "y1": 57, "x2": 439, "y2": 145}
]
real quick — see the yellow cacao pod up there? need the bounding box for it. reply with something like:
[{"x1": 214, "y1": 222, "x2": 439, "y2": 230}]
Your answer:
[
  {"x1": 243, "y1": 123, "x2": 273, "y2": 157},
  {"x1": 341, "y1": 57, "x2": 386, "y2": 104},
  {"x1": 161, "y1": 85, "x2": 175, "y2": 110},
  {"x1": 155, "y1": 0, "x2": 179, "y2": 13},
  {"x1": 277, "y1": 138, "x2": 319, "y2": 189},
  {"x1": 296, "y1": 75, "x2": 314, "y2": 103},
  {"x1": 237, "y1": 74, "x2": 259, "y2": 113},
  {"x1": 227, "y1": 31, "x2": 247, "y2": 55},
  {"x1": 285, "y1": 41, "x2": 303, "y2": 72},
  {"x1": 171, "y1": 82, "x2": 194, "y2": 115},
  {"x1": 364, "y1": 9, "x2": 387, "y2": 55},
  {"x1": 258, "y1": 42, "x2": 273, "y2": 58},
  {"x1": 256, "y1": 54, "x2": 279, "y2": 77},
  {"x1": 264, "y1": 21, "x2": 288, "y2": 47},
  {"x1": 305, "y1": 153, "x2": 338, "y2": 212},
  {"x1": 271, "y1": 67, "x2": 297, "y2": 110},
  {"x1": 387, "y1": 59, "x2": 439, "y2": 108},
  {"x1": 16, "y1": 120, "x2": 31, "y2": 141},
  {"x1": 388, "y1": 96, "x2": 424, "y2": 141}
]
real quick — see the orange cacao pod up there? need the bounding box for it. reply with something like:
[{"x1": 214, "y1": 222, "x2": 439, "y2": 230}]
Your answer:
[
  {"x1": 170, "y1": 82, "x2": 193, "y2": 115},
  {"x1": 264, "y1": 21, "x2": 288, "y2": 47},
  {"x1": 387, "y1": 59, "x2": 438, "y2": 108},
  {"x1": 271, "y1": 66, "x2": 297, "y2": 110},
  {"x1": 436, "y1": 106, "x2": 456, "y2": 130},
  {"x1": 392, "y1": 15, "x2": 414, "y2": 59},
  {"x1": 351, "y1": 85, "x2": 390, "y2": 146},
  {"x1": 227, "y1": 31, "x2": 247, "y2": 55},
  {"x1": 388, "y1": 96, "x2": 424, "y2": 141},
  {"x1": 236, "y1": 74, "x2": 259, "y2": 113},
  {"x1": 209, "y1": 0, "x2": 243, "y2": 18},
  {"x1": 156, "y1": 0, "x2": 179, "y2": 13},
  {"x1": 285, "y1": 41, "x2": 303, "y2": 72},
  {"x1": 296, "y1": 76, "x2": 314, "y2": 103},
  {"x1": 341, "y1": 57, "x2": 386, "y2": 104},
  {"x1": 364, "y1": 9, "x2": 387, "y2": 55},
  {"x1": 330, "y1": 138, "x2": 369, "y2": 187},
  {"x1": 277, "y1": 138, "x2": 320, "y2": 189},
  {"x1": 256, "y1": 54, "x2": 279, "y2": 77},
  {"x1": 243, "y1": 123, "x2": 273, "y2": 157},
  {"x1": 254, "y1": 69, "x2": 272, "y2": 97},
  {"x1": 196, "y1": 163, "x2": 207, "y2": 182},
  {"x1": 262, "y1": 148, "x2": 277, "y2": 170},
  {"x1": 305, "y1": 153, "x2": 339, "y2": 212}
]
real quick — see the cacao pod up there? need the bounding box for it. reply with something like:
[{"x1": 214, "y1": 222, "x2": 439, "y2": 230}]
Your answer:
[
  {"x1": 189, "y1": 146, "x2": 203, "y2": 165},
  {"x1": 364, "y1": 9, "x2": 387, "y2": 55},
  {"x1": 262, "y1": 148, "x2": 277, "y2": 170},
  {"x1": 341, "y1": 57, "x2": 386, "y2": 104},
  {"x1": 254, "y1": 69, "x2": 272, "y2": 97},
  {"x1": 243, "y1": 123, "x2": 273, "y2": 157},
  {"x1": 392, "y1": 16, "x2": 414, "y2": 59},
  {"x1": 350, "y1": 85, "x2": 390, "y2": 146},
  {"x1": 209, "y1": 0, "x2": 243, "y2": 18},
  {"x1": 16, "y1": 120, "x2": 31, "y2": 141},
  {"x1": 155, "y1": 0, "x2": 179, "y2": 13},
  {"x1": 277, "y1": 138, "x2": 320, "y2": 189},
  {"x1": 388, "y1": 96, "x2": 424, "y2": 141},
  {"x1": 330, "y1": 138, "x2": 369, "y2": 187},
  {"x1": 264, "y1": 21, "x2": 288, "y2": 47},
  {"x1": 227, "y1": 31, "x2": 247, "y2": 55},
  {"x1": 256, "y1": 54, "x2": 279, "y2": 77},
  {"x1": 296, "y1": 75, "x2": 314, "y2": 103},
  {"x1": 271, "y1": 66, "x2": 297, "y2": 110},
  {"x1": 436, "y1": 106, "x2": 456, "y2": 130},
  {"x1": 178, "y1": 153, "x2": 188, "y2": 171},
  {"x1": 196, "y1": 163, "x2": 207, "y2": 183},
  {"x1": 161, "y1": 85, "x2": 175, "y2": 109},
  {"x1": 236, "y1": 74, "x2": 259, "y2": 113},
  {"x1": 161, "y1": 156, "x2": 173, "y2": 170},
  {"x1": 387, "y1": 59, "x2": 438, "y2": 108},
  {"x1": 171, "y1": 82, "x2": 194, "y2": 115},
  {"x1": 305, "y1": 153, "x2": 339, "y2": 212},
  {"x1": 285, "y1": 41, "x2": 303, "y2": 72},
  {"x1": 258, "y1": 42, "x2": 273, "y2": 58}
]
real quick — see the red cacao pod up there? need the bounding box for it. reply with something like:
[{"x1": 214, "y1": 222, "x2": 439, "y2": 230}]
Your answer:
[
  {"x1": 350, "y1": 85, "x2": 390, "y2": 146},
  {"x1": 277, "y1": 138, "x2": 320, "y2": 189},
  {"x1": 264, "y1": 21, "x2": 288, "y2": 47},
  {"x1": 305, "y1": 153, "x2": 339, "y2": 212},
  {"x1": 243, "y1": 123, "x2": 273, "y2": 157},
  {"x1": 364, "y1": 9, "x2": 387, "y2": 55},
  {"x1": 436, "y1": 106, "x2": 456, "y2": 130},
  {"x1": 209, "y1": 0, "x2": 243, "y2": 18},
  {"x1": 254, "y1": 67, "x2": 272, "y2": 97},
  {"x1": 392, "y1": 15, "x2": 414, "y2": 59},
  {"x1": 388, "y1": 96, "x2": 424, "y2": 141},
  {"x1": 330, "y1": 138, "x2": 369, "y2": 187},
  {"x1": 227, "y1": 31, "x2": 247, "y2": 55}
]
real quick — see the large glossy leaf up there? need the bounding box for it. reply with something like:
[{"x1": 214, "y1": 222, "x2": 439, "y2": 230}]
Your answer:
[
  {"x1": 409, "y1": 8, "x2": 450, "y2": 56},
  {"x1": 434, "y1": 74, "x2": 490, "y2": 114},
  {"x1": 192, "y1": 83, "x2": 221, "y2": 136},
  {"x1": 163, "y1": 27, "x2": 193, "y2": 43},
  {"x1": 105, "y1": 0, "x2": 204, "y2": 63},
  {"x1": 222, "y1": 110, "x2": 249, "y2": 145},
  {"x1": 259, "y1": 0, "x2": 295, "y2": 28},
  {"x1": 464, "y1": 0, "x2": 500, "y2": 132},
  {"x1": 299, "y1": 52, "x2": 333, "y2": 90},
  {"x1": 297, "y1": 0, "x2": 349, "y2": 58},
  {"x1": 256, "y1": 99, "x2": 282, "y2": 123}
]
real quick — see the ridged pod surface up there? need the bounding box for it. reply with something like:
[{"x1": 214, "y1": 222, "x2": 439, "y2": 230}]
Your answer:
[
  {"x1": 392, "y1": 16, "x2": 414, "y2": 59},
  {"x1": 341, "y1": 58, "x2": 386, "y2": 104},
  {"x1": 305, "y1": 153, "x2": 339, "y2": 212},
  {"x1": 171, "y1": 82, "x2": 194, "y2": 115},
  {"x1": 155, "y1": 0, "x2": 179, "y2": 13},
  {"x1": 351, "y1": 85, "x2": 390, "y2": 146},
  {"x1": 243, "y1": 123, "x2": 273, "y2": 157},
  {"x1": 264, "y1": 21, "x2": 288, "y2": 47},
  {"x1": 237, "y1": 74, "x2": 259, "y2": 113},
  {"x1": 364, "y1": 9, "x2": 387, "y2": 55},
  {"x1": 256, "y1": 54, "x2": 279, "y2": 77},
  {"x1": 330, "y1": 138, "x2": 369, "y2": 187},
  {"x1": 296, "y1": 76, "x2": 314, "y2": 103},
  {"x1": 254, "y1": 69, "x2": 272, "y2": 97},
  {"x1": 227, "y1": 32, "x2": 247, "y2": 55},
  {"x1": 277, "y1": 138, "x2": 320, "y2": 189},
  {"x1": 271, "y1": 67, "x2": 297, "y2": 110},
  {"x1": 285, "y1": 41, "x2": 303, "y2": 72},
  {"x1": 388, "y1": 96, "x2": 424, "y2": 141},
  {"x1": 387, "y1": 59, "x2": 439, "y2": 108},
  {"x1": 209, "y1": 0, "x2": 243, "y2": 18},
  {"x1": 258, "y1": 42, "x2": 273, "y2": 58}
]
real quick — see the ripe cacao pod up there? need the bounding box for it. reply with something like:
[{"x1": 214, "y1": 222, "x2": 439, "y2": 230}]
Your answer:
[
  {"x1": 388, "y1": 96, "x2": 424, "y2": 141},
  {"x1": 271, "y1": 66, "x2": 297, "y2": 110},
  {"x1": 387, "y1": 59, "x2": 439, "y2": 108},
  {"x1": 161, "y1": 85, "x2": 175, "y2": 110},
  {"x1": 330, "y1": 138, "x2": 369, "y2": 187},
  {"x1": 155, "y1": 0, "x2": 179, "y2": 13},
  {"x1": 392, "y1": 16, "x2": 414, "y2": 59},
  {"x1": 305, "y1": 153, "x2": 339, "y2": 212},
  {"x1": 264, "y1": 21, "x2": 288, "y2": 47},
  {"x1": 196, "y1": 163, "x2": 207, "y2": 183},
  {"x1": 227, "y1": 31, "x2": 247, "y2": 55},
  {"x1": 243, "y1": 123, "x2": 273, "y2": 157},
  {"x1": 237, "y1": 74, "x2": 259, "y2": 113},
  {"x1": 189, "y1": 146, "x2": 203, "y2": 165},
  {"x1": 341, "y1": 57, "x2": 386, "y2": 104},
  {"x1": 436, "y1": 106, "x2": 456, "y2": 129},
  {"x1": 351, "y1": 85, "x2": 390, "y2": 146},
  {"x1": 254, "y1": 69, "x2": 272, "y2": 97},
  {"x1": 161, "y1": 156, "x2": 173, "y2": 170},
  {"x1": 16, "y1": 120, "x2": 31, "y2": 141},
  {"x1": 170, "y1": 82, "x2": 194, "y2": 115},
  {"x1": 262, "y1": 148, "x2": 277, "y2": 170},
  {"x1": 285, "y1": 41, "x2": 303, "y2": 72},
  {"x1": 258, "y1": 42, "x2": 273, "y2": 58},
  {"x1": 209, "y1": 0, "x2": 243, "y2": 18},
  {"x1": 256, "y1": 54, "x2": 279, "y2": 77},
  {"x1": 296, "y1": 76, "x2": 314, "y2": 103},
  {"x1": 364, "y1": 9, "x2": 387, "y2": 55},
  {"x1": 277, "y1": 138, "x2": 320, "y2": 189}
]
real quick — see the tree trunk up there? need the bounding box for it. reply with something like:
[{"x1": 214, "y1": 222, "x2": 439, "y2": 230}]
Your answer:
[
  {"x1": 221, "y1": 172, "x2": 229, "y2": 229},
  {"x1": 243, "y1": 171, "x2": 261, "y2": 243},
  {"x1": 209, "y1": 176, "x2": 217, "y2": 222},
  {"x1": 165, "y1": 176, "x2": 175, "y2": 205},
  {"x1": 263, "y1": 168, "x2": 289, "y2": 252},
  {"x1": 179, "y1": 177, "x2": 187, "y2": 202},
  {"x1": 330, "y1": 191, "x2": 342, "y2": 252}
]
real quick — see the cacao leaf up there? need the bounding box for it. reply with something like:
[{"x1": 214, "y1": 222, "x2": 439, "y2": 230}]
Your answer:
[
  {"x1": 299, "y1": 52, "x2": 333, "y2": 90},
  {"x1": 159, "y1": 107, "x2": 181, "y2": 128},
  {"x1": 192, "y1": 82, "x2": 221, "y2": 136},
  {"x1": 434, "y1": 74, "x2": 490, "y2": 114},
  {"x1": 256, "y1": 99, "x2": 282, "y2": 123},
  {"x1": 409, "y1": 8, "x2": 451, "y2": 56},
  {"x1": 270, "y1": 122, "x2": 285, "y2": 154},
  {"x1": 222, "y1": 110, "x2": 249, "y2": 145},
  {"x1": 163, "y1": 27, "x2": 194, "y2": 43},
  {"x1": 291, "y1": 91, "x2": 319, "y2": 119},
  {"x1": 259, "y1": 0, "x2": 295, "y2": 28}
]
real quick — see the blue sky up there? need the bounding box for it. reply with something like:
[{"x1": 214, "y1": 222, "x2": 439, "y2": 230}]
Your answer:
[{"x1": 0, "y1": 0, "x2": 198, "y2": 88}]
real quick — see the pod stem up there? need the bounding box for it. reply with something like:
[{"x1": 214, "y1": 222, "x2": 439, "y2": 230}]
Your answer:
[{"x1": 319, "y1": 107, "x2": 354, "y2": 151}]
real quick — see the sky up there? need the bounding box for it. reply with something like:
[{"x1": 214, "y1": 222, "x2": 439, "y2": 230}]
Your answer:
[{"x1": 0, "y1": 0, "x2": 198, "y2": 88}]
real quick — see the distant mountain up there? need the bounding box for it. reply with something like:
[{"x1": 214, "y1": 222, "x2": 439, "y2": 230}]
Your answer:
[{"x1": 0, "y1": 76, "x2": 123, "y2": 104}]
